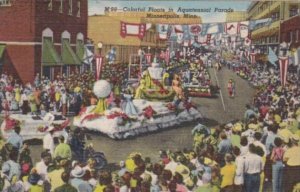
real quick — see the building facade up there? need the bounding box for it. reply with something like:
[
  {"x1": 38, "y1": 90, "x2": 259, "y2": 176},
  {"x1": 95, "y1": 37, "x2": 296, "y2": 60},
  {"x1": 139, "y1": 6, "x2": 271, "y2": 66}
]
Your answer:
[
  {"x1": 280, "y1": 15, "x2": 300, "y2": 49},
  {"x1": 247, "y1": 1, "x2": 300, "y2": 54},
  {"x1": 226, "y1": 11, "x2": 248, "y2": 22},
  {"x1": 88, "y1": 12, "x2": 201, "y2": 64},
  {"x1": 0, "y1": 0, "x2": 87, "y2": 83}
]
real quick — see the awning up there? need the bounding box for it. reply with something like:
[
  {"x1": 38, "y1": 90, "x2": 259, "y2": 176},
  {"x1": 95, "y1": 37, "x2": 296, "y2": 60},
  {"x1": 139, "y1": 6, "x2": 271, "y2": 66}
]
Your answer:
[
  {"x1": 62, "y1": 39, "x2": 81, "y2": 65},
  {"x1": 0, "y1": 44, "x2": 6, "y2": 58},
  {"x1": 42, "y1": 38, "x2": 62, "y2": 66},
  {"x1": 76, "y1": 40, "x2": 85, "y2": 61}
]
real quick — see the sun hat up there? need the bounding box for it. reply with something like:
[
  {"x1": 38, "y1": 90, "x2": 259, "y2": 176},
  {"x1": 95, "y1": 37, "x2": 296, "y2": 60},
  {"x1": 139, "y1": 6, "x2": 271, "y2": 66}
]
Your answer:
[
  {"x1": 71, "y1": 166, "x2": 86, "y2": 178},
  {"x1": 291, "y1": 134, "x2": 300, "y2": 143}
]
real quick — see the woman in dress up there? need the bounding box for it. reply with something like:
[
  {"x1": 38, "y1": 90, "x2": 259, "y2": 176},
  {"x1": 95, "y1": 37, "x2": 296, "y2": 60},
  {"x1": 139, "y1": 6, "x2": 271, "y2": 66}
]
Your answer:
[{"x1": 122, "y1": 89, "x2": 138, "y2": 117}]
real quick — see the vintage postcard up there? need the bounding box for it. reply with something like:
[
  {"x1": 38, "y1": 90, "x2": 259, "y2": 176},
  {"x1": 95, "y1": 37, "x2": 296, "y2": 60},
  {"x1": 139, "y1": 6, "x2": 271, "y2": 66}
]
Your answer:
[{"x1": 0, "y1": 0, "x2": 300, "y2": 191}]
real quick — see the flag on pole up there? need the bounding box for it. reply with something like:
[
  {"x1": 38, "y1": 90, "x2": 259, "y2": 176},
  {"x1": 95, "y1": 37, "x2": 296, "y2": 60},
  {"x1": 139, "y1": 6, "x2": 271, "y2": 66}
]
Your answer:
[
  {"x1": 145, "y1": 53, "x2": 152, "y2": 64},
  {"x1": 83, "y1": 45, "x2": 94, "y2": 65},
  {"x1": 250, "y1": 53, "x2": 256, "y2": 64},
  {"x1": 268, "y1": 47, "x2": 278, "y2": 66},
  {"x1": 249, "y1": 18, "x2": 272, "y2": 30},
  {"x1": 279, "y1": 57, "x2": 289, "y2": 86},
  {"x1": 165, "y1": 49, "x2": 170, "y2": 65},
  {"x1": 95, "y1": 56, "x2": 103, "y2": 80}
]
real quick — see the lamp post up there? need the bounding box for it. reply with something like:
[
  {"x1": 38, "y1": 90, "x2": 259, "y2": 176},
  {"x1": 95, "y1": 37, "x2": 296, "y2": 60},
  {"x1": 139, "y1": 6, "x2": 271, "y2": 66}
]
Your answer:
[
  {"x1": 95, "y1": 42, "x2": 103, "y2": 80},
  {"x1": 97, "y1": 42, "x2": 103, "y2": 56},
  {"x1": 148, "y1": 46, "x2": 151, "y2": 53}
]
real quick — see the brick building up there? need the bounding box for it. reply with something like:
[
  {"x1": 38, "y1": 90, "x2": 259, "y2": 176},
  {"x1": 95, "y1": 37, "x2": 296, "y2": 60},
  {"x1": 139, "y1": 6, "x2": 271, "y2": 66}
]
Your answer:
[
  {"x1": 280, "y1": 15, "x2": 300, "y2": 49},
  {"x1": 0, "y1": 0, "x2": 87, "y2": 84}
]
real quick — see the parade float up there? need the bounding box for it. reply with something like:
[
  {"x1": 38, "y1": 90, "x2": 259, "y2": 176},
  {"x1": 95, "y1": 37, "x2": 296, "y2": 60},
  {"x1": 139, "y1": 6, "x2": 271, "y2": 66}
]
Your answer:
[
  {"x1": 1, "y1": 113, "x2": 70, "y2": 140},
  {"x1": 74, "y1": 63, "x2": 202, "y2": 139},
  {"x1": 183, "y1": 62, "x2": 212, "y2": 97}
]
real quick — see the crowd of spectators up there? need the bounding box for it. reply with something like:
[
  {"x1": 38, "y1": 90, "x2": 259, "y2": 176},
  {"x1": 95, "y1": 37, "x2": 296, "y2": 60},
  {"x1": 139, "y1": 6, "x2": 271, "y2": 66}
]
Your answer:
[{"x1": 0, "y1": 52, "x2": 300, "y2": 192}]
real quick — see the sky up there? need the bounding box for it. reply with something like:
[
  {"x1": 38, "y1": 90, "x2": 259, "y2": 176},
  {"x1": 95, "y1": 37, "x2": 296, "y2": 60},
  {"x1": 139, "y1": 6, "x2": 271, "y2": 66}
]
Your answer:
[{"x1": 88, "y1": 0, "x2": 252, "y2": 23}]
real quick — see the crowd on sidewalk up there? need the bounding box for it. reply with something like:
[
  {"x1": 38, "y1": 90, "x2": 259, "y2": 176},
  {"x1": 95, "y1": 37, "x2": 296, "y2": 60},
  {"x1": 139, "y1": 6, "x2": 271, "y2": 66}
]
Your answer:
[{"x1": 0, "y1": 52, "x2": 300, "y2": 191}]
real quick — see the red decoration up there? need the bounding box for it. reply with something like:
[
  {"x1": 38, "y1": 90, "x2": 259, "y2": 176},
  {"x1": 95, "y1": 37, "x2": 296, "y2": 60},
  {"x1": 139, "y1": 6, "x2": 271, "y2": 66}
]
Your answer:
[
  {"x1": 4, "y1": 116, "x2": 19, "y2": 131},
  {"x1": 120, "y1": 21, "x2": 146, "y2": 39},
  {"x1": 145, "y1": 53, "x2": 152, "y2": 64},
  {"x1": 250, "y1": 53, "x2": 256, "y2": 65},
  {"x1": 79, "y1": 107, "x2": 87, "y2": 116},
  {"x1": 279, "y1": 57, "x2": 289, "y2": 86},
  {"x1": 107, "y1": 112, "x2": 129, "y2": 120},
  {"x1": 183, "y1": 101, "x2": 197, "y2": 111},
  {"x1": 80, "y1": 114, "x2": 102, "y2": 124},
  {"x1": 143, "y1": 106, "x2": 157, "y2": 119},
  {"x1": 166, "y1": 103, "x2": 176, "y2": 111},
  {"x1": 38, "y1": 119, "x2": 70, "y2": 133},
  {"x1": 95, "y1": 56, "x2": 103, "y2": 80}
]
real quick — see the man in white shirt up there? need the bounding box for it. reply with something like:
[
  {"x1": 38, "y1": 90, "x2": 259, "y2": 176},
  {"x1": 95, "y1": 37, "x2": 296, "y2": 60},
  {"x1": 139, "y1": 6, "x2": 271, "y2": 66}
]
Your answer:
[
  {"x1": 36, "y1": 151, "x2": 52, "y2": 181},
  {"x1": 253, "y1": 132, "x2": 267, "y2": 157},
  {"x1": 43, "y1": 126, "x2": 55, "y2": 155},
  {"x1": 244, "y1": 144, "x2": 264, "y2": 192}
]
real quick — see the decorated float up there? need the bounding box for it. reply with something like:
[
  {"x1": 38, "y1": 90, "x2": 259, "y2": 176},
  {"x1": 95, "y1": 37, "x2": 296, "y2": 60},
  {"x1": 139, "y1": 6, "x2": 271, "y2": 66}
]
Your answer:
[
  {"x1": 74, "y1": 63, "x2": 202, "y2": 139},
  {"x1": 1, "y1": 113, "x2": 70, "y2": 140},
  {"x1": 183, "y1": 62, "x2": 212, "y2": 97}
]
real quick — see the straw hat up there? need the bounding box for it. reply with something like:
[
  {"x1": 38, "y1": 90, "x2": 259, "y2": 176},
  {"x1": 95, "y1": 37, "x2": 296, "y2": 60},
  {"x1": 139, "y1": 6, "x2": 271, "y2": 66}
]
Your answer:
[{"x1": 71, "y1": 166, "x2": 86, "y2": 178}]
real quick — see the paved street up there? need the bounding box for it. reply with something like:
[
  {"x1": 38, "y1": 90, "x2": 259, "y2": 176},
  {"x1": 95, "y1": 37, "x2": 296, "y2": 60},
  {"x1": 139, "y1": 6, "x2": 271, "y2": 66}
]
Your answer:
[{"x1": 27, "y1": 67, "x2": 255, "y2": 166}]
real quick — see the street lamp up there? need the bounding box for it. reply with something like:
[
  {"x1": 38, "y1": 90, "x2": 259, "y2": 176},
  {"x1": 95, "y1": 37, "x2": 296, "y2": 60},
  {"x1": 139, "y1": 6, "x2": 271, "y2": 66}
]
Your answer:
[
  {"x1": 148, "y1": 46, "x2": 151, "y2": 53},
  {"x1": 97, "y1": 42, "x2": 103, "y2": 56}
]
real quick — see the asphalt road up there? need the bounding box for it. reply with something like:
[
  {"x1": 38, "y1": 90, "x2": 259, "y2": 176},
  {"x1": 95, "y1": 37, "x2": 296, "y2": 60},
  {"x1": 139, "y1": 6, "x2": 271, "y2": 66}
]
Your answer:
[{"x1": 26, "y1": 67, "x2": 255, "y2": 166}]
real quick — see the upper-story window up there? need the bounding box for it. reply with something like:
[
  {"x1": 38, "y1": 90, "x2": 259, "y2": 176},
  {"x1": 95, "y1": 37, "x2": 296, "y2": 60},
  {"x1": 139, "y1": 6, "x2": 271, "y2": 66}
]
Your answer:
[
  {"x1": 48, "y1": 0, "x2": 53, "y2": 11},
  {"x1": 289, "y1": 8, "x2": 298, "y2": 17},
  {"x1": 68, "y1": 0, "x2": 73, "y2": 15},
  {"x1": 77, "y1": 1, "x2": 81, "y2": 17},
  {"x1": 59, "y1": 0, "x2": 63, "y2": 13},
  {"x1": 0, "y1": 0, "x2": 11, "y2": 6}
]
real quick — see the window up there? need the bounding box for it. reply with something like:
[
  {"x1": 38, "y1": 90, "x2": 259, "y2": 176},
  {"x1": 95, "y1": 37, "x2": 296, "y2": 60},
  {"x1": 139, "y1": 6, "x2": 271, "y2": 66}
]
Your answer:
[
  {"x1": 68, "y1": 0, "x2": 72, "y2": 15},
  {"x1": 59, "y1": 0, "x2": 63, "y2": 13},
  {"x1": 290, "y1": 31, "x2": 294, "y2": 42},
  {"x1": 271, "y1": 12, "x2": 279, "y2": 21},
  {"x1": 0, "y1": 0, "x2": 11, "y2": 6},
  {"x1": 296, "y1": 29, "x2": 299, "y2": 42},
  {"x1": 289, "y1": 7, "x2": 298, "y2": 17},
  {"x1": 77, "y1": 1, "x2": 81, "y2": 17},
  {"x1": 48, "y1": 0, "x2": 52, "y2": 10}
]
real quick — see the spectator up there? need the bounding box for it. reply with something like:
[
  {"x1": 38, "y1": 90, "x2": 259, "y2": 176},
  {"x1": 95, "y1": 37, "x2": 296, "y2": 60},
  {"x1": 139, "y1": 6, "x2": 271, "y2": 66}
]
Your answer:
[
  {"x1": 1, "y1": 149, "x2": 21, "y2": 182},
  {"x1": 6, "y1": 126, "x2": 23, "y2": 151},
  {"x1": 54, "y1": 136, "x2": 72, "y2": 160},
  {"x1": 54, "y1": 171, "x2": 77, "y2": 192},
  {"x1": 220, "y1": 153, "x2": 235, "y2": 191},
  {"x1": 42, "y1": 126, "x2": 55, "y2": 155},
  {"x1": 244, "y1": 144, "x2": 264, "y2": 192},
  {"x1": 283, "y1": 134, "x2": 300, "y2": 192},
  {"x1": 270, "y1": 137, "x2": 284, "y2": 192}
]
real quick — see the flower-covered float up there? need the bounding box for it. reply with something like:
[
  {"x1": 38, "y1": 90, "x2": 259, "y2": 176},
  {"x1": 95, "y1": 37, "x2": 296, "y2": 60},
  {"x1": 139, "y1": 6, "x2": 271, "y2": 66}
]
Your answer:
[
  {"x1": 74, "y1": 68, "x2": 203, "y2": 139},
  {"x1": 183, "y1": 63, "x2": 212, "y2": 97},
  {"x1": 1, "y1": 113, "x2": 70, "y2": 140}
]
